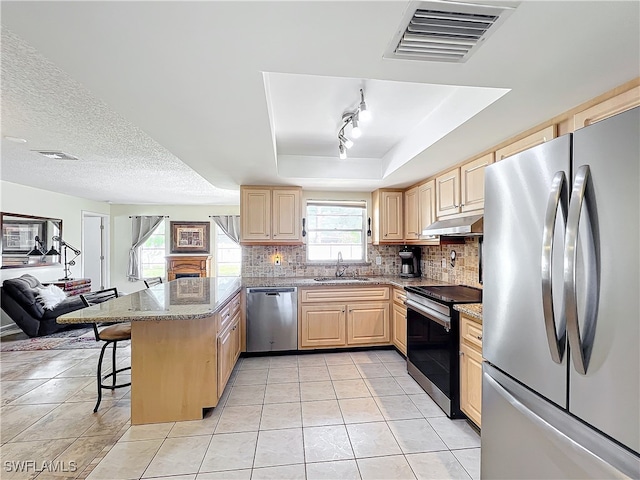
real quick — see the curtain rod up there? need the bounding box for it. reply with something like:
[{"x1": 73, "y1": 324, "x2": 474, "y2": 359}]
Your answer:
[{"x1": 128, "y1": 215, "x2": 170, "y2": 218}]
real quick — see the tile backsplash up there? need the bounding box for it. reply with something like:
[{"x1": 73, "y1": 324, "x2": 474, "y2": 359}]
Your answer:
[{"x1": 242, "y1": 237, "x2": 481, "y2": 288}]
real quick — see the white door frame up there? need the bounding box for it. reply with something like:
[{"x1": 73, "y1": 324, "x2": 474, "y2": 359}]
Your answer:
[{"x1": 81, "y1": 211, "x2": 110, "y2": 290}]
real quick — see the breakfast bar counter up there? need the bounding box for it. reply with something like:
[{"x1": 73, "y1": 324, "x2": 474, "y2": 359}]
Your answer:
[{"x1": 58, "y1": 277, "x2": 242, "y2": 425}]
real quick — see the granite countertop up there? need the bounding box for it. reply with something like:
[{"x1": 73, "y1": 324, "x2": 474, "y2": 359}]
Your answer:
[
  {"x1": 57, "y1": 277, "x2": 241, "y2": 324},
  {"x1": 241, "y1": 275, "x2": 454, "y2": 289},
  {"x1": 454, "y1": 303, "x2": 483, "y2": 322}
]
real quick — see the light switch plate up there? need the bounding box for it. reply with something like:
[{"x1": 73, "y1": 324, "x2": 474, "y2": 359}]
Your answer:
[{"x1": 376, "y1": 256, "x2": 382, "y2": 265}]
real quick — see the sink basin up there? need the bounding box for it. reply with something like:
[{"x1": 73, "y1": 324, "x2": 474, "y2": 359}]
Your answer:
[{"x1": 313, "y1": 277, "x2": 371, "y2": 282}]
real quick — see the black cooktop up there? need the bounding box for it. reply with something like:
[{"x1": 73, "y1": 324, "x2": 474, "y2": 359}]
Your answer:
[{"x1": 405, "y1": 285, "x2": 482, "y2": 304}]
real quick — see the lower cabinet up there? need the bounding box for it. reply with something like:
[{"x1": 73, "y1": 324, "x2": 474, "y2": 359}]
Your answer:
[
  {"x1": 460, "y1": 313, "x2": 483, "y2": 427},
  {"x1": 299, "y1": 287, "x2": 390, "y2": 349},
  {"x1": 392, "y1": 303, "x2": 407, "y2": 355},
  {"x1": 217, "y1": 293, "x2": 242, "y2": 397},
  {"x1": 300, "y1": 304, "x2": 346, "y2": 348}
]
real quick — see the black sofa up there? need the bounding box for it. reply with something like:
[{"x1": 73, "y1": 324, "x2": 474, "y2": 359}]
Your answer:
[{"x1": 1, "y1": 274, "x2": 88, "y2": 337}]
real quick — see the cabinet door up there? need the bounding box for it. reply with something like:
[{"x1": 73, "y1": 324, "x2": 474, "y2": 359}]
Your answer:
[
  {"x1": 495, "y1": 125, "x2": 556, "y2": 162},
  {"x1": 300, "y1": 304, "x2": 346, "y2": 348},
  {"x1": 435, "y1": 168, "x2": 460, "y2": 217},
  {"x1": 240, "y1": 188, "x2": 271, "y2": 241},
  {"x1": 460, "y1": 153, "x2": 494, "y2": 213},
  {"x1": 392, "y1": 302, "x2": 407, "y2": 355},
  {"x1": 404, "y1": 186, "x2": 420, "y2": 241},
  {"x1": 573, "y1": 86, "x2": 640, "y2": 131},
  {"x1": 347, "y1": 302, "x2": 390, "y2": 345},
  {"x1": 418, "y1": 180, "x2": 438, "y2": 242},
  {"x1": 272, "y1": 189, "x2": 301, "y2": 241},
  {"x1": 217, "y1": 322, "x2": 235, "y2": 396},
  {"x1": 460, "y1": 342, "x2": 483, "y2": 427},
  {"x1": 381, "y1": 191, "x2": 404, "y2": 241}
]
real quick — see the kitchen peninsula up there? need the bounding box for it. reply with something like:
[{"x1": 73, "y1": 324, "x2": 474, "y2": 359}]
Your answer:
[{"x1": 57, "y1": 277, "x2": 242, "y2": 425}]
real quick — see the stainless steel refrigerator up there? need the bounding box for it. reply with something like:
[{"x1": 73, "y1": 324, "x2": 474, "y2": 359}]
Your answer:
[{"x1": 482, "y1": 107, "x2": 640, "y2": 478}]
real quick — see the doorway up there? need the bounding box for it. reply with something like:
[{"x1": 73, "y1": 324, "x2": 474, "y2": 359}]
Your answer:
[{"x1": 82, "y1": 211, "x2": 109, "y2": 290}]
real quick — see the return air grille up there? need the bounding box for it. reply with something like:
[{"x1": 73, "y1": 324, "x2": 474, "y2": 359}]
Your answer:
[{"x1": 385, "y1": 2, "x2": 516, "y2": 63}]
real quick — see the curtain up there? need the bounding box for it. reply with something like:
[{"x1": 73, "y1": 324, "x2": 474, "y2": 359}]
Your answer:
[
  {"x1": 127, "y1": 216, "x2": 165, "y2": 281},
  {"x1": 211, "y1": 215, "x2": 241, "y2": 245}
]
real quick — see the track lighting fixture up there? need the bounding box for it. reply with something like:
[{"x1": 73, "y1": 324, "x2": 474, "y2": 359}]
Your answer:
[{"x1": 337, "y1": 88, "x2": 371, "y2": 159}]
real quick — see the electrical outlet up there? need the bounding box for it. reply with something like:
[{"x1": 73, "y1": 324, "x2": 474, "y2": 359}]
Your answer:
[
  {"x1": 274, "y1": 256, "x2": 281, "y2": 266},
  {"x1": 441, "y1": 258, "x2": 446, "y2": 268},
  {"x1": 376, "y1": 256, "x2": 382, "y2": 265}
]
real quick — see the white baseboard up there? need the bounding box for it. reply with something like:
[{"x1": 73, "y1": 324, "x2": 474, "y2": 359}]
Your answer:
[{"x1": 0, "y1": 324, "x2": 22, "y2": 337}]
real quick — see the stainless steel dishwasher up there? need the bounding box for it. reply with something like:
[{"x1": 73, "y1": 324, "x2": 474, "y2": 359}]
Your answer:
[{"x1": 246, "y1": 287, "x2": 297, "y2": 352}]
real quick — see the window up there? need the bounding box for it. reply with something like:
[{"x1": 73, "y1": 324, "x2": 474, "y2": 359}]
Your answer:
[
  {"x1": 215, "y1": 225, "x2": 241, "y2": 284},
  {"x1": 140, "y1": 220, "x2": 166, "y2": 278},
  {"x1": 306, "y1": 200, "x2": 367, "y2": 262}
]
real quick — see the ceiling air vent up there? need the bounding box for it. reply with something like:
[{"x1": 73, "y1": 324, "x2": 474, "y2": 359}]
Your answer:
[
  {"x1": 32, "y1": 150, "x2": 79, "y2": 160},
  {"x1": 384, "y1": 1, "x2": 517, "y2": 63}
]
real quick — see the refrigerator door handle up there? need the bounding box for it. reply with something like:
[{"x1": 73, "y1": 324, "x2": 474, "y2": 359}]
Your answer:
[
  {"x1": 541, "y1": 171, "x2": 568, "y2": 363},
  {"x1": 484, "y1": 371, "x2": 631, "y2": 479},
  {"x1": 564, "y1": 165, "x2": 598, "y2": 375}
]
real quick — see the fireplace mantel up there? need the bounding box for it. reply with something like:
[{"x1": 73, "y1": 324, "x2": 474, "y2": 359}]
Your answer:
[{"x1": 166, "y1": 255, "x2": 211, "y2": 281}]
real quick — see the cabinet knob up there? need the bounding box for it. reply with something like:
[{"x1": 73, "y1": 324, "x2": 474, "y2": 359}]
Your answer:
[
  {"x1": 384, "y1": 233, "x2": 388, "y2": 237},
  {"x1": 266, "y1": 234, "x2": 269, "y2": 237},
  {"x1": 273, "y1": 234, "x2": 277, "y2": 237},
  {"x1": 459, "y1": 351, "x2": 464, "y2": 356},
  {"x1": 477, "y1": 335, "x2": 483, "y2": 340}
]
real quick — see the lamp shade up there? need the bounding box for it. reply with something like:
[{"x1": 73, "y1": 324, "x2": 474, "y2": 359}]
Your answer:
[
  {"x1": 46, "y1": 247, "x2": 60, "y2": 256},
  {"x1": 27, "y1": 246, "x2": 45, "y2": 256}
]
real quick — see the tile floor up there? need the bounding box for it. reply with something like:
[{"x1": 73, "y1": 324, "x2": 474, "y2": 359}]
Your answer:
[{"x1": 0, "y1": 345, "x2": 480, "y2": 479}]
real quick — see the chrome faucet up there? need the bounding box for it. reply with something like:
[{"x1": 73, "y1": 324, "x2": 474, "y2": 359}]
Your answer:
[{"x1": 335, "y1": 251, "x2": 346, "y2": 277}]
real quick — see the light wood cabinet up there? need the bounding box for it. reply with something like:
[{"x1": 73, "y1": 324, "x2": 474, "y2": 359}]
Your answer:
[
  {"x1": 217, "y1": 292, "x2": 242, "y2": 396},
  {"x1": 392, "y1": 287, "x2": 407, "y2": 355},
  {"x1": 460, "y1": 314, "x2": 483, "y2": 427},
  {"x1": 495, "y1": 125, "x2": 556, "y2": 162},
  {"x1": 372, "y1": 189, "x2": 404, "y2": 244},
  {"x1": 300, "y1": 304, "x2": 347, "y2": 348},
  {"x1": 573, "y1": 86, "x2": 640, "y2": 131},
  {"x1": 347, "y1": 303, "x2": 390, "y2": 345},
  {"x1": 460, "y1": 153, "x2": 494, "y2": 213},
  {"x1": 435, "y1": 168, "x2": 461, "y2": 217},
  {"x1": 240, "y1": 186, "x2": 301, "y2": 244},
  {"x1": 404, "y1": 180, "x2": 439, "y2": 245},
  {"x1": 299, "y1": 286, "x2": 391, "y2": 349}
]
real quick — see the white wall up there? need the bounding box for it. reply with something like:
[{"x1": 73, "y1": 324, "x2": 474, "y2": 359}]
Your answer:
[
  {"x1": 0, "y1": 181, "x2": 110, "y2": 326},
  {"x1": 109, "y1": 204, "x2": 239, "y2": 294}
]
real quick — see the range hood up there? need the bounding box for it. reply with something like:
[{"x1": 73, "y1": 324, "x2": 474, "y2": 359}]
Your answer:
[{"x1": 422, "y1": 214, "x2": 483, "y2": 236}]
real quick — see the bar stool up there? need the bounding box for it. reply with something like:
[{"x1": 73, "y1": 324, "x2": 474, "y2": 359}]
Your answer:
[
  {"x1": 80, "y1": 288, "x2": 131, "y2": 413},
  {"x1": 143, "y1": 277, "x2": 163, "y2": 288}
]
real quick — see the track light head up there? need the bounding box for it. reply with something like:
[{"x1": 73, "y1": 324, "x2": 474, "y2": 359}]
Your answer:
[
  {"x1": 359, "y1": 89, "x2": 371, "y2": 121},
  {"x1": 339, "y1": 143, "x2": 347, "y2": 159},
  {"x1": 351, "y1": 114, "x2": 361, "y2": 139},
  {"x1": 339, "y1": 134, "x2": 354, "y2": 149}
]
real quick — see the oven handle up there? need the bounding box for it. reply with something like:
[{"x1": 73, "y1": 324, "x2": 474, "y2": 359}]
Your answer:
[{"x1": 406, "y1": 299, "x2": 452, "y2": 331}]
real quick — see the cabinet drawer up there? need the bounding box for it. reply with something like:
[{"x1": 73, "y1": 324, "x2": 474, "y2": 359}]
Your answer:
[
  {"x1": 301, "y1": 287, "x2": 389, "y2": 303},
  {"x1": 392, "y1": 288, "x2": 407, "y2": 306},
  {"x1": 461, "y1": 315, "x2": 483, "y2": 350},
  {"x1": 218, "y1": 293, "x2": 241, "y2": 333}
]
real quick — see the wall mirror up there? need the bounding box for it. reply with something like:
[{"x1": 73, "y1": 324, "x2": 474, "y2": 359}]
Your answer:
[{"x1": 1, "y1": 212, "x2": 63, "y2": 269}]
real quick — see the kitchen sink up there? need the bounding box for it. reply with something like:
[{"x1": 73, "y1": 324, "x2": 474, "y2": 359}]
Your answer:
[{"x1": 313, "y1": 277, "x2": 371, "y2": 282}]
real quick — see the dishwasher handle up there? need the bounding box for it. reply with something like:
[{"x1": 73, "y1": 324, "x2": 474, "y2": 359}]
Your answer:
[{"x1": 247, "y1": 287, "x2": 297, "y2": 294}]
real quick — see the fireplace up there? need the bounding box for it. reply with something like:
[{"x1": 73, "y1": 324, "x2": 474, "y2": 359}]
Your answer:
[{"x1": 166, "y1": 255, "x2": 212, "y2": 281}]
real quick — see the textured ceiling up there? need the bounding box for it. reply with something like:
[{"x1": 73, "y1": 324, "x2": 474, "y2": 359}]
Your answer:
[{"x1": 1, "y1": 1, "x2": 639, "y2": 205}]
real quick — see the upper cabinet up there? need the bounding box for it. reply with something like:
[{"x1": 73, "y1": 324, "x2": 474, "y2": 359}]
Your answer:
[
  {"x1": 404, "y1": 180, "x2": 438, "y2": 244},
  {"x1": 495, "y1": 125, "x2": 556, "y2": 162},
  {"x1": 372, "y1": 190, "x2": 403, "y2": 244},
  {"x1": 240, "y1": 186, "x2": 302, "y2": 244},
  {"x1": 573, "y1": 86, "x2": 640, "y2": 131},
  {"x1": 436, "y1": 153, "x2": 493, "y2": 218}
]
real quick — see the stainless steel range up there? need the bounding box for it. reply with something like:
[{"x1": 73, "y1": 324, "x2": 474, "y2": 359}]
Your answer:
[{"x1": 405, "y1": 285, "x2": 482, "y2": 419}]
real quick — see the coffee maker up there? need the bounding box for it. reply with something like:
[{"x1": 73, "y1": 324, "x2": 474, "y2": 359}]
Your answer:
[{"x1": 399, "y1": 246, "x2": 421, "y2": 278}]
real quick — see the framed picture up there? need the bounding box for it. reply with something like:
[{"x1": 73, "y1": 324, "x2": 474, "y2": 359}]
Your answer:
[{"x1": 170, "y1": 221, "x2": 210, "y2": 254}]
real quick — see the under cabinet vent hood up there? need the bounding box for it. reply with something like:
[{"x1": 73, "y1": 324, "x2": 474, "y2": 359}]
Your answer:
[
  {"x1": 422, "y1": 214, "x2": 483, "y2": 236},
  {"x1": 384, "y1": 1, "x2": 517, "y2": 63}
]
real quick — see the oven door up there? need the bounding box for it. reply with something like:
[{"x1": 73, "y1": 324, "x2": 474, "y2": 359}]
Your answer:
[{"x1": 406, "y1": 300, "x2": 461, "y2": 418}]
